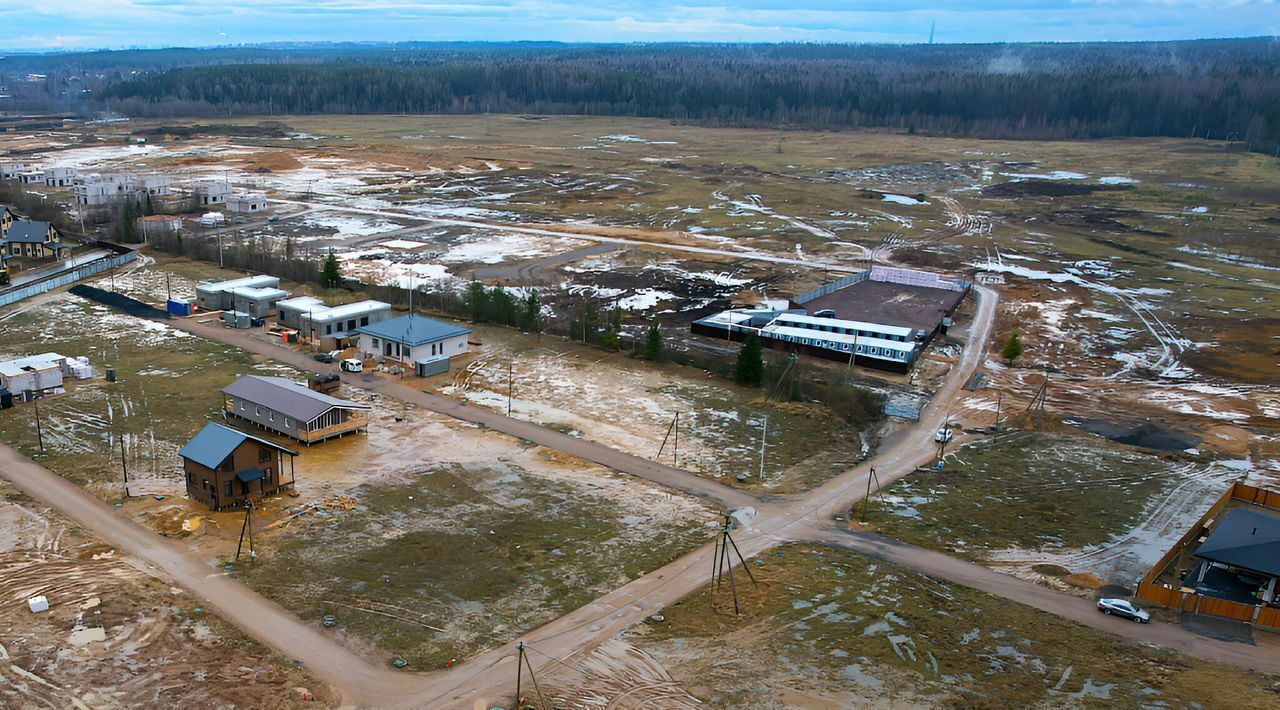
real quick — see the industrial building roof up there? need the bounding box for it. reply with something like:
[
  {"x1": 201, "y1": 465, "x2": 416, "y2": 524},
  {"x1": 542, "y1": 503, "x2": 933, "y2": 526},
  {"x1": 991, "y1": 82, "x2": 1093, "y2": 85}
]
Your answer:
[
  {"x1": 3, "y1": 221, "x2": 52, "y2": 244},
  {"x1": 178, "y1": 422, "x2": 295, "y2": 470},
  {"x1": 771, "y1": 312, "x2": 916, "y2": 338},
  {"x1": 0, "y1": 353, "x2": 65, "y2": 377},
  {"x1": 1196, "y1": 508, "x2": 1280, "y2": 577},
  {"x1": 195, "y1": 274, "x2": 280, "y2": 294},
  {"x1": 276, "y1": 296, "x2": 325, "y2": 310},
  {"x1": 308, "y1": 300, "x2": 391, "y2": 324},
  {"x1": 222, "y1": 375, "x2": 370, "y2": 422},
  {"x1": 356, "y1": 314, "x2": 471, "y2": 347},
  {"x1": 229, "y1": 286, "x2": 289, "y2": 301}
]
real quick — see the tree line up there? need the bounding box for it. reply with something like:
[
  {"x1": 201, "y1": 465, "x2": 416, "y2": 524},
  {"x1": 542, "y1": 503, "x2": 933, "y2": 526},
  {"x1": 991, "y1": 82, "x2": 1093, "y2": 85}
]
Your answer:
[{"x1": 80, "y1": 39, "x2": 1280, "y2": 151}]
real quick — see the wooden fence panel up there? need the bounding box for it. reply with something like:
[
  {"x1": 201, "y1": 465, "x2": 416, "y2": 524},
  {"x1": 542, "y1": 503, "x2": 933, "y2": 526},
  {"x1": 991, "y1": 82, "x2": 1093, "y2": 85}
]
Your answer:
[
  {"x1": 1195, "y1": 596, "x2": 1256, "y2": 622},
  {"x1": 1255, "y1": 606, "x2": 1280, "y2": 629}
]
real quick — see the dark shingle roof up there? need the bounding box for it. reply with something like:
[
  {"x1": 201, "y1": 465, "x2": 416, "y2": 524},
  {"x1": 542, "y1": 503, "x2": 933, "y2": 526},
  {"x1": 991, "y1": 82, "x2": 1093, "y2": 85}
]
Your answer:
[
  {"x1": 1196, "y1": 508, "x2": 1280, "y2": 577},
  {"x1": 3, "y1": 220, "x2": 51, "y2": 244},
  {"x1": 178, "y1": 422, "x2": 295, "y2": 470},
  {"x1": 222, "y1": 375, "x2": 369, "y2": 422},
  {"x1": 356, "y1": 314, "x2": 470, "y2": 347}
]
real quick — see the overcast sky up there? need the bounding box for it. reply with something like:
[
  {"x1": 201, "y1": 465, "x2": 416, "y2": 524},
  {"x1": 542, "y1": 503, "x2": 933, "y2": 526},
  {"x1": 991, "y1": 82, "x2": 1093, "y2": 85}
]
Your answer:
[{"x1": 1, "y1": 1, "x2": 1276, "y2": 51}]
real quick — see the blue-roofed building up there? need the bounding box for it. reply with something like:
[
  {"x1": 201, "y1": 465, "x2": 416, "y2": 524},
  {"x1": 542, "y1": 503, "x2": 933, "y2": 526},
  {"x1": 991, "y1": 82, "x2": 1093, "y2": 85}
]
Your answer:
[
  {"x1": 178, "y1": 421, "x2": 298, "y2": 510},
  {"x1": 355, "y1": 314, "x2": 471, "y2": 375}
]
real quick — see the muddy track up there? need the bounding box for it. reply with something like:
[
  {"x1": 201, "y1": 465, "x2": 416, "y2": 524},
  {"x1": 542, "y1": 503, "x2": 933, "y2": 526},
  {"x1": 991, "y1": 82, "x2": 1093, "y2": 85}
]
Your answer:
[{"x1": 6, "y1": 284, "x2": 1279, "y2": 707}]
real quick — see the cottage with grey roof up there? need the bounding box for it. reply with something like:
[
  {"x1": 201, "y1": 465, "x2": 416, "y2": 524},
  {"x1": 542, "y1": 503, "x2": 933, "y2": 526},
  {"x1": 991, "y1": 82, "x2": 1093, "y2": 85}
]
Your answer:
[
  {"x1": 3, "y1": 220, "x2": 65, "y2": 259},
  {"x1": 222, "y1": 374, "x2": 370, "y2": 444},
  {"x1": 179, "y1": 421, "x2": 298, "y2": 510}
]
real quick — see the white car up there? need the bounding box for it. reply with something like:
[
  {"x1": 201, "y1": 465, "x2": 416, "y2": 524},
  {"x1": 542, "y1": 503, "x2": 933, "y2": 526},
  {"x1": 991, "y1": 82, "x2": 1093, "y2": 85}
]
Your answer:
[
  {"x1": 1096, "y1": 598, "x2": 1150, "y2": 623},
  {"x1": 338, "y1": 358, "x2": 363, "y2": 373},
  {"x1": 934, "y1": 428, "x2": 954, "y2": 443}
]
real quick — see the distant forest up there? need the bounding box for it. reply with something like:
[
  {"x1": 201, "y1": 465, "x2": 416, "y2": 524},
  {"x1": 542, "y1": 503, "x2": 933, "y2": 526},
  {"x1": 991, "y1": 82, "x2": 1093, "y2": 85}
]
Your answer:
[{"x1": 6, "y1": 40, "x2": 1278, "y2": 150}]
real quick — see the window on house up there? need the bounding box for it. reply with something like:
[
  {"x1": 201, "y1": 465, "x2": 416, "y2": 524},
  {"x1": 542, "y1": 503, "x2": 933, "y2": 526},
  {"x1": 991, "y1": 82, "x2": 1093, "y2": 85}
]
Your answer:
[
  {"x1": 268, "y1": 411, "x2": 274, "y2": 422},
  {"x1": 238, "y1": 400, "x2": 244, "y2": 411},
  {"x1": 403, "y1": 346, "x2": 412, "y2": 358},
  {"x1": 220, "y1": 458, "x2": 234, "y2": 473},
  {"x1": 360, "y1": 316, "x2": 369, "y2": 326},
  {"x1": 285, "y1": 417, "x2": 293, "y2": 428},
  {"x1": 187, "y1": 472, "x2": 193, "y2": 485},
  {"x1": 255, "y1": 405, "x2": 261, "y2": 416},
  {"x1": 224, "y1": 481, "x2": 233, "y2": 497},
  {"x1": 259, "y1": 447, "x2": 271, "y2": 463},
  {"x1": 372, "y1": 338, "x2": 379, "y2": 348}
]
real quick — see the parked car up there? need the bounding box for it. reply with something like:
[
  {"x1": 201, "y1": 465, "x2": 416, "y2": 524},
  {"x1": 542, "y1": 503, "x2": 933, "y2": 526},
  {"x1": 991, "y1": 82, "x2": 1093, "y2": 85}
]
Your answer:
[
  {"x1": 312, "y1": 352, "x2": 334, "y2": 363},
  {"x1": 1096, "y1": 598, "x2": 1150, "y2": 622},
  {"x1": 934, "y1": 428, "x2": 954, "y2": 443},
  {"x1": 339, "y1": 358, "x2": 364, "y2": 373}
]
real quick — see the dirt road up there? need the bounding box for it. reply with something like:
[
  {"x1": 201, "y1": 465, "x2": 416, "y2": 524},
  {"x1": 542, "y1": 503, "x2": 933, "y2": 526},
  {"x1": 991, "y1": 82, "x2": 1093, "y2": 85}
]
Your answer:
[
  {"x1": 0, "y1": 443, "x2": 414, "y2": 707},
  {"x1": 7, "y1": 284, "x2": 1278, "y2": 707},
  {"x1": 168, "y1": 317, "x2": 762, "y2": 512}
]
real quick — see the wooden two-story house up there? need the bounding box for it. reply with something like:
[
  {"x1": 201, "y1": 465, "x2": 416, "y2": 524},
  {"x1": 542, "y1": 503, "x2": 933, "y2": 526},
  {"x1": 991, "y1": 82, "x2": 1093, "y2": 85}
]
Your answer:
[{"x1": 178, "y1": 421, "x2": 298, "y2": 510}]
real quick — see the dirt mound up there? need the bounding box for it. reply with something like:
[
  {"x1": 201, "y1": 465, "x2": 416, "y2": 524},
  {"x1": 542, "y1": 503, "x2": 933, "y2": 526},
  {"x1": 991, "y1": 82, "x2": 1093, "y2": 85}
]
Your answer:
[
  {"x1": 244, "y1": 151, "x2": 302, "y2": 172},
  {"x1": 1070, "y1": 417, "x2": 1200, "y2": 452},
  {"x1": 1031, "y1": 563, "x2": 1071, "y2": 577},
  {"x1": 1063, "y1": 572, "x2": 1105, "y2": 589}
]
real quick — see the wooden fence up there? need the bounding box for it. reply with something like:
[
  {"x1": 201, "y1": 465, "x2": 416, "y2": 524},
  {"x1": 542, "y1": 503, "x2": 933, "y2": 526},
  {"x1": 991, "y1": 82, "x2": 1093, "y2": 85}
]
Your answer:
[{"x1": 1136, "y1": 481, "x2": 1280, "y2": 629}]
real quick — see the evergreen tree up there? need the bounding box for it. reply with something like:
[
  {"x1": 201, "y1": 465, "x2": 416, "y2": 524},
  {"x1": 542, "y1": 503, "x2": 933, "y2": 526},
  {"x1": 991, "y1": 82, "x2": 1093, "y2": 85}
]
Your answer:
[
  {"x1": 466, "y1": 281, "x2": 488, "y2": 322},
  {"x1": 735, "y1": 331, "x2": 765, "y2": 386},
  {"x1": 319, "y1": 249, "x2": 342, "y2": 288},
  {"x1": 602, "y1": 306, "x2": 622, "y2": 351},
  {"x1": 1001, "y1": 332, "x2": 1024, "y2": 365},
  {"x1": 642, "y1": 322, "x2": 662, "y2": 361},
  {"x1": 571, "y1": 301, "x2": 600, "y2": 343},
  {"x1": 521, "y1": 290, "x2": 541, "y2": 333}
]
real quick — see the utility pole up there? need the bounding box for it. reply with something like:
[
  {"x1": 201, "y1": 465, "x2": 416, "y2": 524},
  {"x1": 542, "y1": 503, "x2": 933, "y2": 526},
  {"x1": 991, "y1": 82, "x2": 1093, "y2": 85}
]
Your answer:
[
  {"x1": 507, "y1": 360, "x2": 514, "y2": 416},
  {"x1": 513, "y1": 641, "x2": 547, "y2": 710},
  {"x1": 33, "y1": 397, "x2": 44, "y2": 453},
  {"x1": 758, "y1": 414, "x2": 768, "y2": 481},
  {"x1": 119, "y1": 436, "x2": 130, "y2": 498},
  {"x1": 994, "y1": 390, "x2": 1002, "y2": 430},
  {"x1": 217, "y1": 231, "x2": 224, "y2": 268},
  {"x1": 860, "y1": 467, "x2": 881, "y2": 522},
  {"x1": 236, "y1": 501, "x2": 256, "y2": 562}
]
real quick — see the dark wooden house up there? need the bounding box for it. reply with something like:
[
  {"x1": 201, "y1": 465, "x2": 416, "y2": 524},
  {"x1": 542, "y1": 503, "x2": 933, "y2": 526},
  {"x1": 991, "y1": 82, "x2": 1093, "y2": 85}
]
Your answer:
[{"x1": 178, "y1": 421, "x2": 298, "y2": 510}]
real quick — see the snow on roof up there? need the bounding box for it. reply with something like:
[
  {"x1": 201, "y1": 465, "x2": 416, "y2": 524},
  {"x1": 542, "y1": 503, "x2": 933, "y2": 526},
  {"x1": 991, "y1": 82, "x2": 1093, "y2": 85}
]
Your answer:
[
  {"x1": 0, "y1": 353, "x2": 65, "y2": 377},
  {"x1": 307, "y1": 300, "x2": 391, "y2": 324},
  {"x1": 196, "y1": 275, "x2": 280, "y2": 294}
]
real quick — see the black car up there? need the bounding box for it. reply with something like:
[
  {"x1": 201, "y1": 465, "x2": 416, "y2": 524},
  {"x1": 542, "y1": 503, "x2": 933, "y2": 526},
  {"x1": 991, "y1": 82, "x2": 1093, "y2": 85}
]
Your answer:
[{"x1": 312, "y1": 352, "x2": 334, "y2": 363}]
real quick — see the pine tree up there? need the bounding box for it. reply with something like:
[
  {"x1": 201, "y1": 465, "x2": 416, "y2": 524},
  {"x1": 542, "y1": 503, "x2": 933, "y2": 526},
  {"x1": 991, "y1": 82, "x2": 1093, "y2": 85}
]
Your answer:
[
  {"x1": 466, "y1": 281, "x2": 488, "y2": 322},
  {"x1": 602, "y1": 306, "x2": 622, "y2": 351},
  {"x1": 642, "y1": 322, "x2": 662, "y2": 361},
  {"x1": 1001, "y1": 332, "x2": 1024, "y2": 365},
  {"x1": 735, "y1": 331, "x2": 765, "y2": 386},
  {"x1": 521, "y1": 290, "x2": 541, "y2": 333},
  {"x1": 320, "y1": 249, "x2": 342, "y2": 289}
]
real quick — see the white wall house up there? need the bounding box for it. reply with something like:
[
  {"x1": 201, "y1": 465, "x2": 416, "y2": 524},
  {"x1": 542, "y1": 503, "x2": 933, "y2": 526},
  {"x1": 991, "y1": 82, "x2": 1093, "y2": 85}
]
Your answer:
[
  {"x1": 226, "y1": 191, "x2": 269, "y2": 213},
  {"x1": 43, "y1": 166, "x2": 77, "y2": 187},
  {"x1": 192, "y1": 180, "x2": 232, "y2": 206},
  {"x1": 355, "y1": 314, "x2": 471, "y2": 368}
]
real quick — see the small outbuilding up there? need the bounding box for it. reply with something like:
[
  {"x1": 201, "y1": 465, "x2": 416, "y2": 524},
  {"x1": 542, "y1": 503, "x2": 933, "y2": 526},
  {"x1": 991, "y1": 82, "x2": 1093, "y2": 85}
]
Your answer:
[
  {"x1": 179, "y1": 422, "x2": 298, "y2": 510},
  {"x1": 195, "y1": 274, "x2": 281, "y2": 311}
]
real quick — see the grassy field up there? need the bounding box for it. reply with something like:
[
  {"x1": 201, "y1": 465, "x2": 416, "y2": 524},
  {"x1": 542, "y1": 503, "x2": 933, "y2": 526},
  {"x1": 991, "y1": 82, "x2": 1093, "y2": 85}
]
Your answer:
[
  {"x1": 869, "y1": 432, "x2": 1172, "y2": 559},
  {"x1": 629, "y1": 544, "x2": 1280, "y2": 708},
  {"x1": 239, "y1": 461, "x2": 715, "y2": 669}
]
